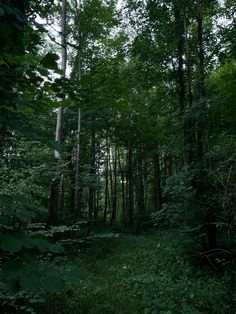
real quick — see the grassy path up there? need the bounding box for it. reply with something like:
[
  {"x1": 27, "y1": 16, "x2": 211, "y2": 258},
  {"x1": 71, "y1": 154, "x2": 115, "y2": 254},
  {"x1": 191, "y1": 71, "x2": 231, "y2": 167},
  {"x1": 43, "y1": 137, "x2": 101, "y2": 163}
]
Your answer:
[{"x1": 46, "y1": 230, "x2": 233, "y2": 314}]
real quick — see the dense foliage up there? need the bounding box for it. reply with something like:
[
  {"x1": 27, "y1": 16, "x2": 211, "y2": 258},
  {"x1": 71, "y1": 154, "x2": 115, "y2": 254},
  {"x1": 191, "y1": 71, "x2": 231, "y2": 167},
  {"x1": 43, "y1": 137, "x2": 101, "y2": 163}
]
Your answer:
[{"x1": 0, "y1": 0, "x2": 235, "y2": 313}]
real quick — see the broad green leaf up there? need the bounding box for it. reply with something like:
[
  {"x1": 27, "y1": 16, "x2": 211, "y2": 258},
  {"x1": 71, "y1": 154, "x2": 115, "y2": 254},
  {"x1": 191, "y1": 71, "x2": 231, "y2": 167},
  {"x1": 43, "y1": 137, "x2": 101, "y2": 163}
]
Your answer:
[
  {"x1": 17, "y1": 234, "x2": 35, "y2": 249},
  {"x1": 42, "y1": 276, "x2": 65, "y2": 292},
  {"x1": 0, "y1": 216, "x2": 10, "y2": 225},
  {"x1": 22, "y1": 251, "x2": 37, "y2": 263},
  {"x1": 61, "y1": 99, "x2": 71, "y2": 108},
  {"x1": 1, "y1": 235, "x2": 22, "y2": 252},
  {"x1": 33, "y1": 238, "x2": 50, "y2": 252},
  {"x1": 2, "y1": 260, "x2": 20, "y2": 280},
  {"x1": 0, "y1": 194, "x2": 13, "y2": 208},
  {"x1": 49, "y1": 243, "x2": 64, "y2": 253},
  {"x1": 63, "y1": 270, "x2": 80, "y2": 284},
  {"x1": 14, "y1": 193, "x2": 33, "y2": 207},
  {"x1": 0, "y1": 7, "x2": 5, "y2": 16},
  {"x1": 16, "y1": 208, "x2": 35, "y2": 223},
  {"x1": 19, "y1": 271, "x2": 40, "y2": 290},
  {"x1": 41, "y1": 53, "x2": 59, "y2": 70}
]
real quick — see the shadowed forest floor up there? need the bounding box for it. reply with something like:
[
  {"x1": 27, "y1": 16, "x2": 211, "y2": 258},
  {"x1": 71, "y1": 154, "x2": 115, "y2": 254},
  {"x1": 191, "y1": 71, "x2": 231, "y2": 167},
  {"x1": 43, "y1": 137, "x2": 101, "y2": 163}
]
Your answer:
[{"x1": 44, "y1": 230, "x2": 234, "y2": 314}]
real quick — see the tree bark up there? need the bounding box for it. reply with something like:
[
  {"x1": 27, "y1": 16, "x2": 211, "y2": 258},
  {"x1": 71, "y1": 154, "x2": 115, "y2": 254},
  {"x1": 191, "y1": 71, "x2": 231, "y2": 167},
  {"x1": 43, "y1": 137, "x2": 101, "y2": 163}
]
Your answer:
[
  {"x1": 136, "y1": 145, "x2": 145, "y2": 231},
  {"x1": 111, "y1": 144, "x2": 117, "y2": 224},
  {"x1": 49, "y1": 0, "x2": 67, "y2": 225},
  {"x1": 127, "y1": 140, "x2": 134, "y2": 228},
  {"x1": 154, "y1": 153, "x2": 162, "y2": 210},
  {"x1": 103, "y1": 132, "x2": 109, "y2": 223},
  {"x1": 118, "y1": 147, "x2": 126, "y2": 226},
  {"x1": 87, "y1": 122, "x2": 95, "y2": 234},
  {"x1": 73, "y1": 0, "x2": 82, "y2": 218},
  {"x1": 184, "y1": 13, "x2": 194, "y2": 164},
  {"x1": 196, "y1": 0, "x2": 216, "y2": 249}
]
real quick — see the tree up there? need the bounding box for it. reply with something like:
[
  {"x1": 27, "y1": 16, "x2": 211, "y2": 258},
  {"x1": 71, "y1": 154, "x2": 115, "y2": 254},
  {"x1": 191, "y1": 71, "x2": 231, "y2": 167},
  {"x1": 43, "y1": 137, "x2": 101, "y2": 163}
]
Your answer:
[{"x1": 49, "y1": 0, "x2": 68, "y2": 226}]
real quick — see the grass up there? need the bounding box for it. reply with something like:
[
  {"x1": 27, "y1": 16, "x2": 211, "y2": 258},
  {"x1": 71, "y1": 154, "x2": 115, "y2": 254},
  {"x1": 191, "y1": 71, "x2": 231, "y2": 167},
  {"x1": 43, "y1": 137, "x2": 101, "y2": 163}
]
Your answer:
[{"x1": 43, "y1": 230, "x2": 235, "y2": 314}]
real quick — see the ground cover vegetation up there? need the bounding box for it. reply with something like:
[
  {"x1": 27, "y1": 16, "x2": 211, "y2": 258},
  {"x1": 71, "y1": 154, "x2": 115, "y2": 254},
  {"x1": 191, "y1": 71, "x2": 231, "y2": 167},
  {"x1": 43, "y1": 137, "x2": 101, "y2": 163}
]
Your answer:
[{"x1": 0, "y1": 0, "x2": 235, "y2": 313}]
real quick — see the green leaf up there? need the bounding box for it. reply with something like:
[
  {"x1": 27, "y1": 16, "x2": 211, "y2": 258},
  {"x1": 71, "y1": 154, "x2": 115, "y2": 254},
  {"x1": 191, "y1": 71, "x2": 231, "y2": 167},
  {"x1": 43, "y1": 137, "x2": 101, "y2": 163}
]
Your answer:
[
  {"x1": 42, "y1": 276, "x2": 65, "y2": 292},
  {"x1": 49, "y1": 243, "x2": 64, "y2": 253},
  {"x1": 0, "y1": 216, "x2": 10, "y2": 226},
  {"x1": 61, "y1": 99, "x2": 71, "y2": 108},
  {"x1": 17, "y1": 234, "x2": 35, "y2": 249},
  {"x1": 0, "y1": 194, "x2": 13, "y2": 208},
  {"x1": 33, "y1": 238, "x2": 50, "y2": 252},
  {"x1": 2, "y1": 261, "x2": 21, "y2": 292},
  {"x1": 2, "y1": 260, "x2": 20, "y2": 280},
  {"x1": 14, "y1": 193, "x2": 33, "y2": 207},
  {"x1": 41, "y1": 53, "x2": 59, "y2": 70},
  {"x1": 16, "y1": 208, "x2": 35, "y2": 223},
  {"x1": 63, "y1": 270, "x2": 80, "y2": 284},
  {"x1": 19, "y1": 271, "x2": 40, "y2": 289},
  {"x1": 1, "y1": 235, "x2": 22, "y2": 252},
  {"x1": 0, "y1": 7, "x2": 5, "y2": 16}
]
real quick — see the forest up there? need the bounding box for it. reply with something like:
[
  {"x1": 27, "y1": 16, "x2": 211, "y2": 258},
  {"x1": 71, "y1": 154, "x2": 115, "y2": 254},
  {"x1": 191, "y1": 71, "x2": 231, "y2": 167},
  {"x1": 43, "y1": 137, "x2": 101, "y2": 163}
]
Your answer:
[{"x1": 0, "y1": 0, "x2": 235, "y2": 313}]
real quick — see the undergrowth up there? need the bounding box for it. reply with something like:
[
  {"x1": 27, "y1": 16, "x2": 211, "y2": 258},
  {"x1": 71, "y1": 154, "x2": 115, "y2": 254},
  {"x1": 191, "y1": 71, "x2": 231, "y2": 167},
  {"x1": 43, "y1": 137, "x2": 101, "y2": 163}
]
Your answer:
[{"x1": 43, "y1": 230, "x2": 235, "y2": 314}]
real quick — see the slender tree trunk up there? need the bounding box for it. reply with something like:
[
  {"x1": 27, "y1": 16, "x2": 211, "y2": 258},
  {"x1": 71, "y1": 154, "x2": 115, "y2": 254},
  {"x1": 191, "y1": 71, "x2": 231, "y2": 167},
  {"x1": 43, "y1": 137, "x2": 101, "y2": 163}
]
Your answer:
[
  {"x1": 184, "y1": 13, "x2": 194, "y2": 164},
  {"x1": 184, "y1": 15, "x2": 193, "y2": 107},
  {"x1": 127, "y1": 141, "x2": 134, "y2": 228},
  {"x1": 196, "y1": 0, "x2": 216, "y2": 250},
  {"x1": 89, "y1": 126, "x2": 96, "y2": 219},
  {"x1": 103, "y1": 132, "x2": 109, "y2": 223},
  {"x1": 94, "y1": 190, "x2": 99, "y2": 221},
  {"x1": 196, "y1": 0, "x2": 207, "y2": 161},
  {"x1": 74, "y1": 108, "x2": 81, "y2": 216},
  {"x1": 111, "y1": 144, "x2": 117, "y2": 224},
  {"x1": 55, "y1": 0, "x2": 67, "y2": 160},
  {"x1": 108, "y1": 147, "x2": 114, "y2": 223},
  {"x1": 164, "y1": 155, "x2": 168, "y2": 180},
  {"x1": 154, "y1": 153, "x2": 162, "y2": 210},
  {"x1": 73, "y1": 0, "x2": 82, "y2": 218},
  {"x1": 174, "y1": 2, "x2": 189, "y2": 168},
  {"x1": 174, "y1": 3, "x2": 185, "y2": 114},
  {"x1": 136, "y1": 145, "x2": 145, "y2": 231},
  {"x1": 143, "y1": 158, "x2": 148, "y2": 212},
  {"x1": 60, "y1": 174, "x2": 65, "y2": 213},
  {"x1": 118, "y1": 147, "x2": 126, "y2": 226},
  {"x1": 87, "y1": 123, "x2": 95, "y2": 235},
  {"x1": 49, "y1": 0, "x2": 67, "y2": 225}
]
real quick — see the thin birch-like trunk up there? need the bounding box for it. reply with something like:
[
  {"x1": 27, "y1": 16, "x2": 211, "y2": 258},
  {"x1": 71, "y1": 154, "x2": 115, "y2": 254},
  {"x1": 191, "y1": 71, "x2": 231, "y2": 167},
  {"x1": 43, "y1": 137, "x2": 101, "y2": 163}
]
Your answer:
[
  {"x1": 54, "y1": 0, "x2": 67, "y2": 160},
  {"x1": 73, "y1": 0, "x2": 82, "y2": 217},
  {"x1": 49, "y1": 0, "x2": 67, "y2": 225}
]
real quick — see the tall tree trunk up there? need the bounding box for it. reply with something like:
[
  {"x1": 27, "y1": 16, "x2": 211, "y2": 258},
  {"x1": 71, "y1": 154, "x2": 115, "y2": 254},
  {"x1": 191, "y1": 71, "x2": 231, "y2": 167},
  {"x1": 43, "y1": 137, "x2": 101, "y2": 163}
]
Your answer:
[
  {"x1": 184, "y1": 13, "x2": 194, "y2": 164},
  {"x1": 184, "y1": 15, "x2": 193, "y2": 107},
  {"x1": 143, "y1": 158, "x2": 148, "y2": 212},
  {"x1": 154, "y1": 153, "x2": 162, "y2": 210},
  {"x1": 196, "y1": 0, "x2": 207, "y2": 161},
  {"x1": 109, "y1": 147, "x2": 114, "y2": 223},
  {"x1": 87, "y1": 123, "x2": 95, "y2": 235},
  {"x1": 127, "y1": 140, "x2": 134, "y2": 228},
  {"x1": 174, "y1": 2, "x2": 189, "y2": 168},
  {"x1": 111, "y1": 144, "x2": 117, "y2": 224},
  {"x1": 118, "y1": 147, "x2": 126, "y2": 226},
  {"x1": 73, "y1": 0, "x2": 82, "y2": 218},
  {"x1": 196, "y1": 0, "x2": 216, "y2": 249},
  {"x1": 55, "y1": 0, "x2": 67, "y2": 160},
  {"x1": 49, "y1": 0, "x2": 67, "y2": 225},
  {"x1": 94, "y1": 190, "x2": 99, "y2": 221},
  {"x1": 136, "y1": 145, "x2": 145, "y2": 232},
  {"x1": 103, "y1": 132, "x2": 109, "y2": 223},
  {"x1": 174, "y1": 3, "x2": 185, "y2": 114},
  {"x1": 74, "y1": 108, "x2": 81, "y2": 217}
]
